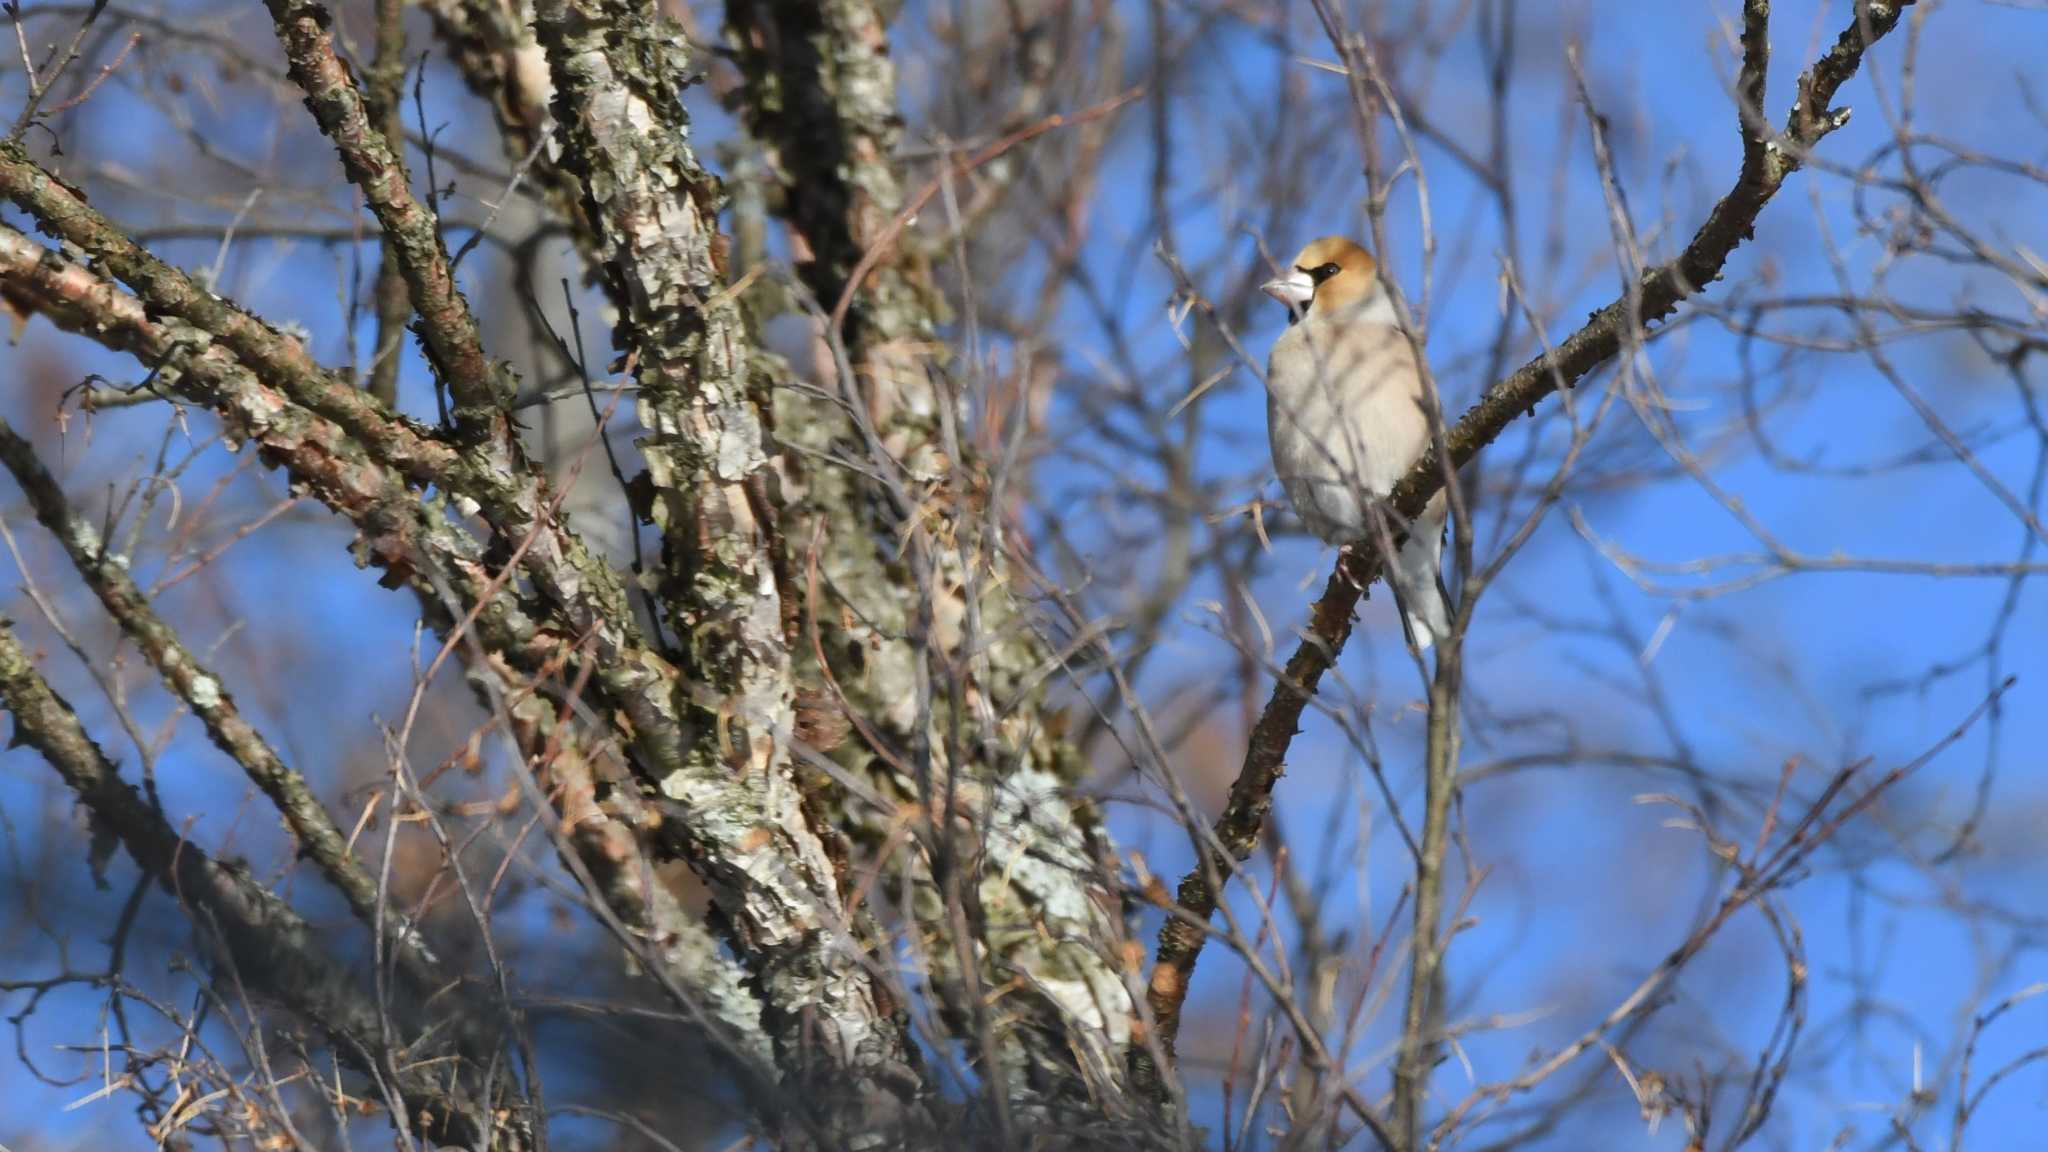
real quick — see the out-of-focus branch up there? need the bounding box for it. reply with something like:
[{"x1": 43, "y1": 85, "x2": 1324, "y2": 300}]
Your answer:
[
  {"x1": 1391, "y1": 616, "x2": 1466, "y2": 1145},
  {"x1": 0, "y1": 620, "x2": 532, "y2": 1150},
  {"x1": 1135, "y1": 0, "x2": 1915, "y2": 1099},
  {"x1": 724, "y1": 0, "x2": 927, "y2": 356},
  {"x1": 530, "y1": 0, "x2": 936, "y2": 1134},
  {"x1": 363, "y1": 0, "x2": 411, "y2": 408},
  {"x1": 416, "y1": 0, "x2": 605, "y2": 266},
  {"x1": 417, "y1": 0, "x2": 552, "y2": 162},
  {"x1": 1432, "y1": 679, "x2": 2010, "y2": 1144},
  {"x1": 0, "y1": 419, "x2": 439, "y2": 973}
]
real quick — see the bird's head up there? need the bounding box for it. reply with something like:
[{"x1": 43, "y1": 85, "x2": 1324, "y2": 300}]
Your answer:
[{"x1": 1261, "y1": 236, "x2": 1380, "y2": 323}]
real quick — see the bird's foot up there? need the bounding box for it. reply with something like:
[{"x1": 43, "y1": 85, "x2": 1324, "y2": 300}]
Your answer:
[{"x1": 1335, "y1": 544, "x2": 1375, "y2": 598}]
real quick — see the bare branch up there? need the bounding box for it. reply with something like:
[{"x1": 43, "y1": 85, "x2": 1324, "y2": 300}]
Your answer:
[{"x1": 1136, "y1": 0, "x2": 1918, "y2": 1093}]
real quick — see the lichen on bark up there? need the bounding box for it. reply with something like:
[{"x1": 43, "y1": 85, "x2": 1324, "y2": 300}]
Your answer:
[
  {"x1": 530, "y1": 0, "x2": 933, "y2": 1135},
  {"x1": 724, "y1": 0, "x2": 1137, "y2": 1113}
]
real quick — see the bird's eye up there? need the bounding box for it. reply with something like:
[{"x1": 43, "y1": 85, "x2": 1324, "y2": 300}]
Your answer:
[{"x1": 1307, "y1": 262, "x2": 1342, "y2": 285}]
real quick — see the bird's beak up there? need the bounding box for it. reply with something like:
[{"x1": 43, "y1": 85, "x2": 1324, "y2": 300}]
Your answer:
[{"x1": 1261, "y1": 270, "x2": 1316, "y2": 317}]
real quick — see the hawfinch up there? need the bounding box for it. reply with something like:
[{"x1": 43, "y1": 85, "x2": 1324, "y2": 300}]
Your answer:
[{"x1": 1262, "y1": 236, "x2": 1451, "y2": 650}]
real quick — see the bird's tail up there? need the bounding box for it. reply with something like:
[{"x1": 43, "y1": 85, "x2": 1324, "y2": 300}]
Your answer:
[{"x1": 1390, "y1": 517, "x2": 1451, "y2": 652}]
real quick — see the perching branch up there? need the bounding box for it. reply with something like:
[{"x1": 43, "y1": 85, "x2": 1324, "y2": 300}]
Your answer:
[{"x1": 1135, "y1": 0, "x2": 1916, "y2": 1100}]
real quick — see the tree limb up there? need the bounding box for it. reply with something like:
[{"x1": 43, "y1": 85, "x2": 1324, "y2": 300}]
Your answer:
[
  {"x1": 530, "y1": 0, "x2": 937, "y2": 1134},
  {"x1": 0, "y1": 619, "x2": 533, "y2": 1150},
  {"x1": 1134, "y1": 0, "x2": 1916, "y2": 1102},
  {"x1": 262, "y1": 0, "x2": 514, "y2": 441},
  {"x1": 0, "y1": 418, "x2": 440, "y2": 975}
]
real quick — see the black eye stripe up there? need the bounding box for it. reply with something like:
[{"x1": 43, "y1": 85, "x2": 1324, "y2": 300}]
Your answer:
[{"x1": 1300, "y1": 262, "x2": 1343, "y2": 286}]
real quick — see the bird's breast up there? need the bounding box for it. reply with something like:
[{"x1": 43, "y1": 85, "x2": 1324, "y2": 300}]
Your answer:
[{"x1": 1263, "y1": 319, "x2": 1432, "y2": 542}]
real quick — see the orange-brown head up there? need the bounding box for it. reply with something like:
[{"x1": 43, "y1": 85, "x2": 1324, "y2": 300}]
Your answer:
[{"x1": 1260, "y1": 236, "x2": 1380, "y2": 319}]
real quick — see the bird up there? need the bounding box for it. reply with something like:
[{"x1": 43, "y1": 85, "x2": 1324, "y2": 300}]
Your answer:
[{"x1": 1260, "y1": 235, "x2": 1451, "y2": 650}]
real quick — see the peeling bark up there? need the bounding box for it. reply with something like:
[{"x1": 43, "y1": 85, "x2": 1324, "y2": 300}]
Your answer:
[{"x1": 528, "y1": 0, "x2": 935, "y2": 1137}]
